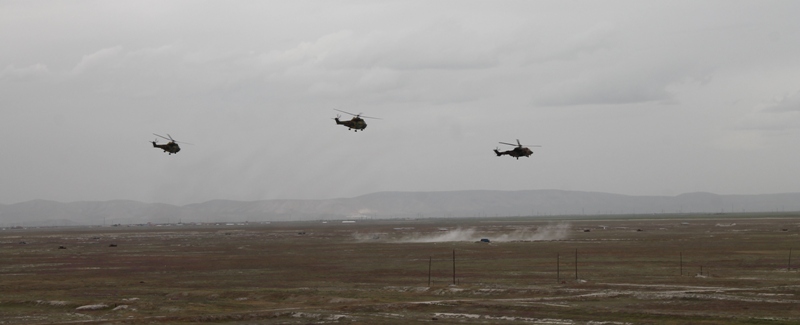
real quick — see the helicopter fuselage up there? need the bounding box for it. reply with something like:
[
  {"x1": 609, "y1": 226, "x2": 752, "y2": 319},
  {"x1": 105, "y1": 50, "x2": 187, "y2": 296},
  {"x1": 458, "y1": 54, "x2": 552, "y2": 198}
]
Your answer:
[
  {"x1": 494, "y1": 147, "x2": 532, "y2": 159},
  {"x1": 335, "y1": 117, "x2": 367, "y2": 131},
  {"x1": 153, "y1": 141, "x2": 180, "y2": 155}
]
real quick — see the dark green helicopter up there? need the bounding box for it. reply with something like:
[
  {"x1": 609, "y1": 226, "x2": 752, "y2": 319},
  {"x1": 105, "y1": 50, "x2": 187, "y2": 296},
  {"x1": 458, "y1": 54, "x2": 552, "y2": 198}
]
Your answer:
[
  {"x1": 333, "y1": 109, "x2": 380, "y2": 132},
  {"x1": 151, "y1": 133, "x2": 191, "y2": 155},
  {"x1": 494, "y1": 139, "x2": 541, "y2": 159}
]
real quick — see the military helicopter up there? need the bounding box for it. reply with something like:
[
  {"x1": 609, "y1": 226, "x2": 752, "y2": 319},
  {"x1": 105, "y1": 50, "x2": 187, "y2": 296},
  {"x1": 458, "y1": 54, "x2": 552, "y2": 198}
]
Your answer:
[
  {"x1": 494, "y1": 139, "x2": 541, "y2": 159},
  {"x1": 333, "y1": 109, "x2": 380, "y2": 132},
  {"x1": 151, "y1": 133, "x2": 190, "y2": 155}
]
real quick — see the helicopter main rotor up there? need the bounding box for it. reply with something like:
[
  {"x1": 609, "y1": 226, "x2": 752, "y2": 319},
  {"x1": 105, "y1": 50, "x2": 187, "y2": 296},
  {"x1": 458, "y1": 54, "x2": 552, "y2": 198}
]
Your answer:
[
  {"x1": 153, "y1": 133, "x2": 193, "y2": 145},
  {"x1": 333, "y1": 108, "x2": 380, "y2": 120},
  {"x1": 499, "y1": 139, "x2": 541, "y2": 148}
]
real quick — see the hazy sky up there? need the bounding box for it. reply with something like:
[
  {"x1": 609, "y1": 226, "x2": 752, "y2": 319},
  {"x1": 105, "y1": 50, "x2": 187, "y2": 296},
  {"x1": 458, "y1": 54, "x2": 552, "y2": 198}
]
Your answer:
[{"x1": 2, "y1": 1, "x2": 800, "y2": 205}]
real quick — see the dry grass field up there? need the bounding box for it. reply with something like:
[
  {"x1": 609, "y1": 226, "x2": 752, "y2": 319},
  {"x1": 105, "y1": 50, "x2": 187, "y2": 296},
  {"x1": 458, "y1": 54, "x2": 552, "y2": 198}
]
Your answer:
[{"x1": 1, "y1": 213, "x2": 799, "y2": 324}]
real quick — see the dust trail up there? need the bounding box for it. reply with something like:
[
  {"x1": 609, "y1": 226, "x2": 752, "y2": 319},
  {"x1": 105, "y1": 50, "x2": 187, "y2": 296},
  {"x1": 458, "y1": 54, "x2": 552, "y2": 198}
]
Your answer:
[
  {"x1": 352, "y1": 232, "x2": 386, "y2": 242},
  {"x1": 393, "y1": 223, "x2": 571, "y2": 243},
  {"x1": 492, "y1": 223, "x2": 571, "y2": 242},
  {"x1": 398, "y1": 228, "x2": 479, "y2": 243}
]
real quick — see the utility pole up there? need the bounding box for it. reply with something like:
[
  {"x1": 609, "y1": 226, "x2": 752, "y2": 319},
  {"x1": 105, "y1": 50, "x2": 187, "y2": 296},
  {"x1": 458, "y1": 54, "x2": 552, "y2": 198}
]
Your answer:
[
  {"x1": 575, "y1": 249, "x2": 578, "y2": 280},
  {"x1": 557, "y1": 253, "x2": 560, "y2": 283},
  {"x1": 452, "y1": 249, "x2": 456, "y2": 285},
  {"x1": 428, "y1": 256, "x2": 432, "y2": 287}
]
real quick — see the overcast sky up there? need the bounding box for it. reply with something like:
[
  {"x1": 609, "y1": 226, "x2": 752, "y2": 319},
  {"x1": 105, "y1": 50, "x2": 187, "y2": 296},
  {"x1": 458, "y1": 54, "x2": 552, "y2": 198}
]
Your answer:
[{"x1": 2, "y1": 1, "x2": 800, "y2": 205}]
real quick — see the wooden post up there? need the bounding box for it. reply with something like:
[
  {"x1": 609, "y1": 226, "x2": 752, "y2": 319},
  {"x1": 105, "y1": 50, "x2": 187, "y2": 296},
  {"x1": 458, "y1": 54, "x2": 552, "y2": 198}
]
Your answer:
[
  {"x1": 452, "y1": 249, "x2": 456, "y2": 285},
  {"x1": 557, "y1": 253, "x2": 560, "y2": 283},
  {"x1": 428, "y1": 256, "x2": 432, "y2": 287},
  {"x1": 574, "y1": 249, "x2": 578, "y2": 280}
]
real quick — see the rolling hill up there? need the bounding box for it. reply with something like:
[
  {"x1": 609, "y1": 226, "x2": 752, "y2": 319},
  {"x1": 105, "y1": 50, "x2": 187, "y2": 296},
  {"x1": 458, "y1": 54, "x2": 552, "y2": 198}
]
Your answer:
[{"x1": 2, "y1": 190, "x2": 800, "y2": 226}]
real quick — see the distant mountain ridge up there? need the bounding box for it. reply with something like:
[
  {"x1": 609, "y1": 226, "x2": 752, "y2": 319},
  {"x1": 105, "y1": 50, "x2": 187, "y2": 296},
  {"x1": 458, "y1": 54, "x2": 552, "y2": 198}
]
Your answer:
[{"x1": 2, "y1": 190, "x2": 800, "y2": 226}]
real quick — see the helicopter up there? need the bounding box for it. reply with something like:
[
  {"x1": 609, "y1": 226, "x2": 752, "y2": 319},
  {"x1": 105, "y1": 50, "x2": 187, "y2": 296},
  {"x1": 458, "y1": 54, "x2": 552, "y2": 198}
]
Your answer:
[
  {"x1": 151, "y1": 133, "x2": 190, "y2": 155},
  {"x1": 333, "y1": 109, "x2": 380, "y2": 132},
  {"x1": 494, "y1": 139, "x2": 541, "y2": 159}
]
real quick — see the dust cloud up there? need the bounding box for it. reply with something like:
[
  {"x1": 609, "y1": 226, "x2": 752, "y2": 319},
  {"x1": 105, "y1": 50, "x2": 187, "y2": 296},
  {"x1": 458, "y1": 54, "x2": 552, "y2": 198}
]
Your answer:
[{"x1": 353, "y1": 223, "x2": 571, "y2": 243}]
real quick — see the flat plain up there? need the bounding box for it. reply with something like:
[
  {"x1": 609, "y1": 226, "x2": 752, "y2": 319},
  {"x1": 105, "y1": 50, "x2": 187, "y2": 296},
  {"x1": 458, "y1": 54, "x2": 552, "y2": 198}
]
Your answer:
[{"x1": 1, "y1": 213, "x2": 799, "y2": 324}]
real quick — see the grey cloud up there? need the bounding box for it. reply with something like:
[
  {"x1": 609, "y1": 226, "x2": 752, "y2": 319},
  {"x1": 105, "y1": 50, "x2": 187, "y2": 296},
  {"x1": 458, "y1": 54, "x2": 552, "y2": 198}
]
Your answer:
[
  {"x1": 250, "y1": 28, "x2": 498, "y2": 104},
  {"x1": 531, "y1": 58, "x2": 713, "y2": 107},
  {"x1": 4, "y1": 1, "x2": 800, "y2": 205},
  {"x1": 735, "y1": 91, "x2": 800, "y2": 132},
  {"x1": 71, "y1": 46, "x2": 123, "y2": 75},
  {"x1": 0, "y1": 64, "x2": 50, "y2": 81},
  {"x1": 764, "y1": 91, "x2": 800, "y2": 113},
  {"x1": 265, "y1": 21, "x2": 500, "y2": 72},
  {"x1": 735, "y1": 113, "x2": 800, "y2": 132},
  {"x1": 531, "y1": 23, "x2": 618, "y2": 63}
]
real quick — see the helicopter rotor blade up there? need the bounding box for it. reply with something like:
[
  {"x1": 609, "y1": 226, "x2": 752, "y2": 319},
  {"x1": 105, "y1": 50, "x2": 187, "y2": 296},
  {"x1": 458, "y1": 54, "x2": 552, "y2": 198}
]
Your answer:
[
  {"x1": 499, "y1": 140, "x2": 541, "y2": 147},
  {"x1": 172, "y1": 138, "x2": 194, "y2": 145},
  {"x1": 334, "y1": 108, "x2": 381, "y2": 119},
  {"x1": 333, "y1": 108, "x2": 358, "y2": 116},
  {"x1": 153, "y1": 133, "x2": 192, "y2": 145}
]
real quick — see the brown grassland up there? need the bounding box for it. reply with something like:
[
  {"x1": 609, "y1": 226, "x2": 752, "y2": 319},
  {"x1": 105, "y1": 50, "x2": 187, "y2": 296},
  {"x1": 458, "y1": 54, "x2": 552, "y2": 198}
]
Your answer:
[{"x1": 1, "y1": 213, "x2": 799, "y2": 324}]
